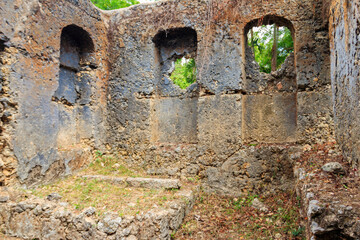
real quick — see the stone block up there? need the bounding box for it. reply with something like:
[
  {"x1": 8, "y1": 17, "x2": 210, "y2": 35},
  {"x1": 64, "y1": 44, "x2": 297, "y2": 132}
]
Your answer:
[
  {"x1": 151, "y1": 98, "x2": 197, "y2": 143},
  {"x1": 242, "y1": 93, "x2": 297, "y2": 143},
  {"x1": 197, "y1": 94, "x2": 242, "y2": 155},
  {"x1": 53, "y1": 67, "x2": 78, "y2": 105}
]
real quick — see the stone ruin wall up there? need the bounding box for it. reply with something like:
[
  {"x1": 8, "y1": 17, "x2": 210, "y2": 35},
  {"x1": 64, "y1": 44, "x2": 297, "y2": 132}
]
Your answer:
[
  {"x1": 105, "y1": 0, "x2": 334, "y2": 195},
  {"x1": 330, "y1": 0, "x2": 360, "y2": 170},
  {"x1": 0, "y1": 0, "x2": 109, "y2": 187},
  {"x1": 0, "y1": 0, "x2": 336, "y2": 195}
]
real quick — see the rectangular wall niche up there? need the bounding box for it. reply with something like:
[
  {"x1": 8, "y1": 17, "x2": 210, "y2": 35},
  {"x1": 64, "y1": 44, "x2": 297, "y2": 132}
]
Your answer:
[
  {"x1": 153, "y1": 27, "x2": 197, "y2": 93},
  {"x1": 53, "y1": 25, "x2": 94, "y2": 106},
  {"x1": 151, "y1": 98, "x2": 198, "y2": 143},
  {"x1": 242, "y1": 93, "x2": 297, "y2": 143},
  {"x1": 53, "y1": 25, "x2": 95, "y2": 147},
  {"x1": 151, "y1": 28, "x2": 198, "y2": 144}
]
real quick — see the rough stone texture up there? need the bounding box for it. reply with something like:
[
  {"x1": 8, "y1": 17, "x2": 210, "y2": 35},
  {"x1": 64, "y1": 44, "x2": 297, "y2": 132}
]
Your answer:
[
  {"x1": 0, "y1": 0, "x2": 109, "y2": 186},
  {"x1": 203, "y1": 145, "x2": 300, "y2": 196},
  {"x1": 1, "y1": 0, "x2": 359, "y2": 238},
  {"x1": 296, "y1": 90, "x2": 335, "y2": 144},
  {"x1": 0, "y1": 186, "x2": 197, "y2": 240},
  {"x1": 0, "y1": 0, "x2": 334, "y2": 199},
  {"x1": 242, "y1": 93, "x2": 297, "y2": 143},
  {"x1": 0, "y1": 46, "x2": 18, "y2": 186},
  {"x1": 197, "y1": 94, "x2": 242, "y2": 155},
  {"x1": 296, "y1": 165, "x2": 360, "y2": 240},
  {"x1": 151, "y1": 98, "x2": 198, "y2": 144},
  {"x1": 104, "y1": 0, "x2": 333, "y2": 195},
  {"x1": 330, "y1": 0, "x2": 360, "y2": 168},
  {"x1": 321, "y1": 162, "x2": 345, "y2": 174}
]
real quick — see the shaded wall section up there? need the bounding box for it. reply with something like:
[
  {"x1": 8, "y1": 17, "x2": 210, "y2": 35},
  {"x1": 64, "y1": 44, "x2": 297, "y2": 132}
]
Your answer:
[
  {"x1": 0, "y1": 0, "x2": 335, "y2": 192},
  {"x1": 330, "y1": 0, "x2": 360, "y2": 168},
  {"x1": 0, "y1": 0, "x2": 109, "y2": 186}
]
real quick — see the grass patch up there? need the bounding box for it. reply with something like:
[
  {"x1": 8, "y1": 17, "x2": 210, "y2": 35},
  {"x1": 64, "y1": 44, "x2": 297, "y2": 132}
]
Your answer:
[
  {"x1": 31, "y1": 176, "x2": 180, "y2": 216},
  {"x1": 81, "y1": 151, "x2": 145, "y2": 177}
]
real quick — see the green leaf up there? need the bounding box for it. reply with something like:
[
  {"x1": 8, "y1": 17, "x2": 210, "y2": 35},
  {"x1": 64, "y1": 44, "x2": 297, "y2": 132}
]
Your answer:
[
  {"x1": 91, "y1": 0, "x2": 140, "y2": 10},
  {"x1": 248, "y1": 25, "x2": 293, "y2": 73},
  {"x1": 170, "y1": 58, "x2": 196, "y2": 89}
]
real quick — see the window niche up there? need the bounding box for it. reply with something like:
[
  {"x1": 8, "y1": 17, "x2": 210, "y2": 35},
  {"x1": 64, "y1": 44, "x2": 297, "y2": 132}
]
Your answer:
[
  {"x1": 245, "y1": 16, "x2": 295, "y2": 73},
  {"x1": 0, "y1": 38, "x2": 6, "y2": 94},
  {"x1": 151, "y1": 28, "x2": 199, "y2": 144},
  {"x1": 242, "y1": 16, "x2": 297, "y2": 143},
  {"x1": 244, "y1": 16, "x2": 296, "y2": 93},
  {"x1": 153, "y1": 27, "x2": 198, "y2": 92},
  {"x1": 53, "y1": 25, "x2": 95, "y2": 106}
]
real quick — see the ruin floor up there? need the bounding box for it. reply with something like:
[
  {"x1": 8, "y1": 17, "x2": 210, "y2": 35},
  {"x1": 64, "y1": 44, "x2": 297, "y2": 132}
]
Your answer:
[{"x1": 1, "y1": 142, "x2": 360, "y2": 239}]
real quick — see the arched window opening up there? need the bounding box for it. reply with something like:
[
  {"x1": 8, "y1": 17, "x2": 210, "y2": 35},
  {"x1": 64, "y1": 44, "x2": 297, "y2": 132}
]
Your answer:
[
  {"x1": 153, "y1": 27, "x2": 197, "y2": 90},
  {"x1": 53, "y1": 25, "x2": 95, "y2": 105},
  {"x1": 245, "y1": 16, "x2": 294, "y2": 73}
]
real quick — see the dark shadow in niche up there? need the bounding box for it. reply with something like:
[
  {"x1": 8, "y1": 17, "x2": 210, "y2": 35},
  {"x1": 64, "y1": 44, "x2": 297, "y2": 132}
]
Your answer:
[
  {"x1": 0, "y1": 32, "x2": 8, "y2": 52},
  {"x1": 244, "y1": 15, "x2": 296, "y2": 94},
  {"x1": 153, "y1": 27, "x2": 198, "y2": 97},
  {"x1": 0, "y1": 39, "x2": 6, "y2": 95},
  {"x1": 0, "y1": 40, "x2": 5, "y2": 52},
  {"x1": 53, "y1": 25, "x2": 95, "y2": 106}
]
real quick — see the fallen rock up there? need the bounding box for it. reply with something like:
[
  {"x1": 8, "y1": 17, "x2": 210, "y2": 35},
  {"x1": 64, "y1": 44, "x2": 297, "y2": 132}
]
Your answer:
[
  {"x1": 307, "y1": 200, "x2": 324, "y2": 218},
  {"x1": 311, "y1": 221, "x2": 325, "y2": 234},
  {"x1": 126, "y1": 177, "x2": 180, "y2": 189},
  {"x1": 322, "y1": 162, "x2": 345, "y2": 175},
  {"x1": 47, "y1": 193, "x2": 62, "y2": 201},
  {"x1": 0, "y1": 192, "x2": 9, "y2": 202},
  {"x1": 303, "y1": 144, "x2": 312, "y2": 151},
  {"x1": 112, "y1": 163, "x2": 121, "y2": 169},
  {"x1": 251, "y1": 198, "x2": 268, "y2": 212},
  {"x1": 98, "y1": 213, "x2": 122, "y2": 234},
  {"x1": 82, "y1": 207, "x2": 96, "y2": 216}
]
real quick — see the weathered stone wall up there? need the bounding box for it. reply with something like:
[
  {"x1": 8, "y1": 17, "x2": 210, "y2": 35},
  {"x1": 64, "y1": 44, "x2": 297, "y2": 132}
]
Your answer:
[
  {"x1": 0, "y1": 38, "x2": 18, "y2": 186},
  {"x1": 0, "y1": 185, "x2": 197, "y2": 240},
  {"x1": 0, "y1": 0, "x2": 109, "y2": 186},
  {"x1": 105, "y1": 0, "x2": 334, "y2": 194},
  {"x1": 330, "y1": 0, "x2": 360, "y2": 169},
  {"x1": 0, "y1": 0, "x2": 334, "y2": 190}
]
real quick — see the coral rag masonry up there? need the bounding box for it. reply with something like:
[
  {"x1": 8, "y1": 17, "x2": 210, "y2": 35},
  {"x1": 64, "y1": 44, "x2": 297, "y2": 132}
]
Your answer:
[
  {"x1": 331, "y1": 0, "x2": 360, "y2": 169},
  {"x1": 0, "y1": 0, "x2": 359, "y2": 239}
]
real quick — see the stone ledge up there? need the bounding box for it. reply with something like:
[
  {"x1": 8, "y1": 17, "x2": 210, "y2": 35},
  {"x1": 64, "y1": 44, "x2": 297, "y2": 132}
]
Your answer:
[
  {"x1": 295, "y1": 165, "x2": 360, "y2": 239},
  {"x1": 80, "y1": 175, "x2": 181, "y2": 189},
  {"x1": 0, "y1": 185, "x2": 198, "y2": 240}
]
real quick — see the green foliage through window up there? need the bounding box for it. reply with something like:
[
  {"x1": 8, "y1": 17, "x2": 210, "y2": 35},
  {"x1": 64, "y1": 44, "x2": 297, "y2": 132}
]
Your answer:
[
  {"x1": 170, "y1": 57, "x2": 197, "y2": 89},
  {"x1": 91, "y1": 0, "x2": 140, "y2": 10},
  {"x1": 248, "y1": 25, "x2": 294, "y2": 73}
]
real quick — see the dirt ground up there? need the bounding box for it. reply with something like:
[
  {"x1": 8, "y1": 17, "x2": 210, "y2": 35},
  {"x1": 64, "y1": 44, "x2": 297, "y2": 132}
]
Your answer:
[{"x1": 174, "y1": 190, "x2": 304, "y2": 240}]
